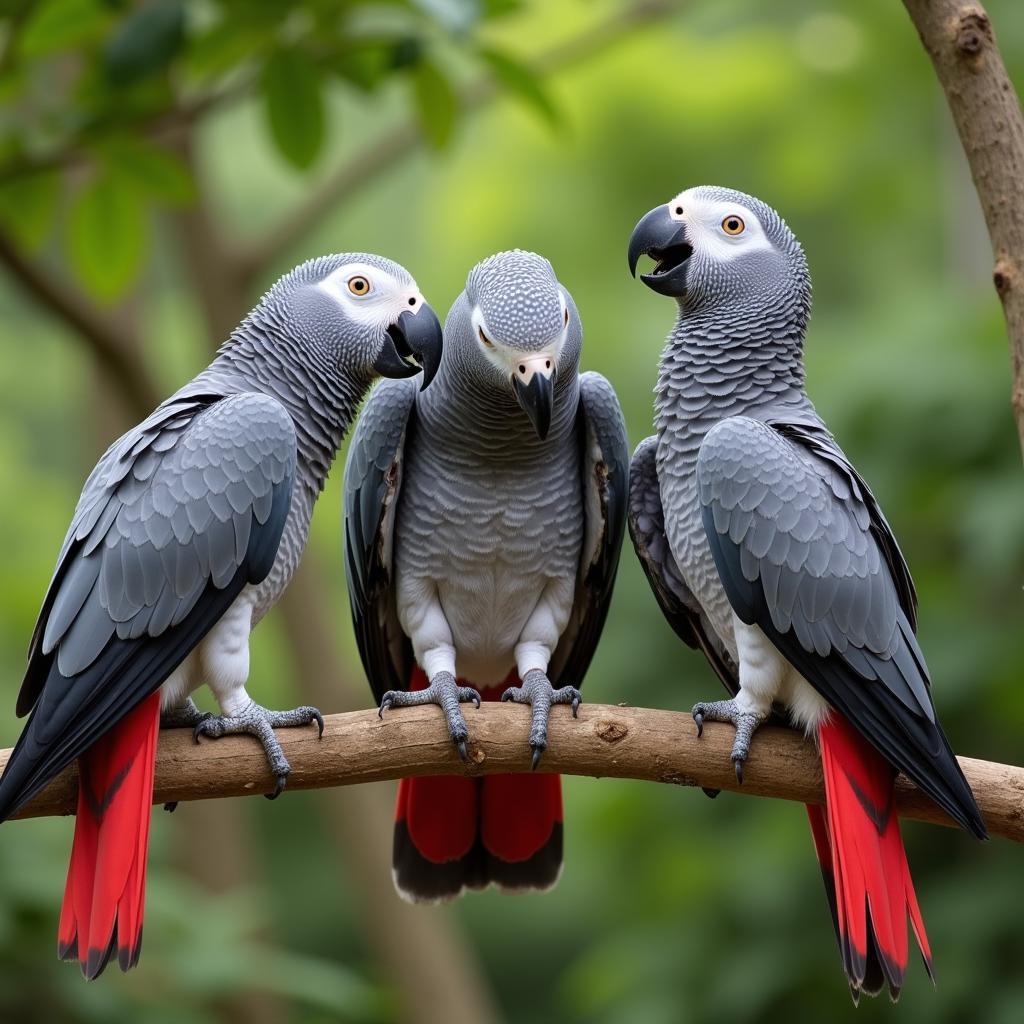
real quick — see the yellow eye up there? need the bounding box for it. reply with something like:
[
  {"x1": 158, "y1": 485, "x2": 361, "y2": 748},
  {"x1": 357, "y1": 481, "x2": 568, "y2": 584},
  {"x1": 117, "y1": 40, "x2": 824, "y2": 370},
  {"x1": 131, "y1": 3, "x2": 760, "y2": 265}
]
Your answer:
[
  {"x1": 347, "y1": 275, "x2": 371, "y2": 296},
  {"x1": 721, "y1": 215, "x2": 745, "y2": 236},
  {"x1": 478, "y1": 326, "x2": 494, "y2": 347}
]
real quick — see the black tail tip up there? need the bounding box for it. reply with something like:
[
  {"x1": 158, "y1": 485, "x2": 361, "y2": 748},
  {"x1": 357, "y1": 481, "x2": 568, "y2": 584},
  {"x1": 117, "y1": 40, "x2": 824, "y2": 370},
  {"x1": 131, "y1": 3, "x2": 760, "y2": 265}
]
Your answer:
[{"x1": 392, "y1": 821, "x2": 564, "y2": 902}]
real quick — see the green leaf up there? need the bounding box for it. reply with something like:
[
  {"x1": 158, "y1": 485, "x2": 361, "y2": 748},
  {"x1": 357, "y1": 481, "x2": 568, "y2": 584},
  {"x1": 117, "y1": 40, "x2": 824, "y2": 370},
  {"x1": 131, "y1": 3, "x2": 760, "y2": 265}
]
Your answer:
[
  {"x1": 19, "y1": 0, "x2": 109, "y2": 58},
  {"x1": 411, "y1": 60, "x2": 457, "y2": 150},
  {"x1": 97, "y1": 138, "x2": 194, "y2": 205},
  {"x1": 0, "y1": 173, "x2": 59, "y2": 251},
  {"x1": 261, "y1": 51, "x2": 325, "y2": 171},
  {"x1": 66, "y1": 172, "x2": 147, "y2": 301},
  {"x1": 479, "y1": 46, "x2": 559, "y2": 125},
  {"x1": 104, "y1": 0, "x2": 185, "y2": 85},
  {"x1": 332, "y1": 39, "x2": 393, "y2": 93},
  {"x1": 186, "y1": 23, "x2": 272, "y2": 82}
]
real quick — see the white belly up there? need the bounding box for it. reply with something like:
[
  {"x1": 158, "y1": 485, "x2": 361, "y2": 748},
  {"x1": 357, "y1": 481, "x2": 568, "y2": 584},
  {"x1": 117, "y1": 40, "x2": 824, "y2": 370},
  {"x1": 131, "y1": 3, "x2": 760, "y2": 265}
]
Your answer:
[
  {"x1": 437, "y1": 571, "x2": 554, "y2": 686},
  {"x1": 159, "y1": 591, "x2": 255, "y2": 715}
]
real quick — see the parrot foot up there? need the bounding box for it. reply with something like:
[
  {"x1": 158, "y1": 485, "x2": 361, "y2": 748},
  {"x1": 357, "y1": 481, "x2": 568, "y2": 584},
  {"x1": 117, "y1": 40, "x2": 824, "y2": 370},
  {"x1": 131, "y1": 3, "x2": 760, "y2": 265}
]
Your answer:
[
  {"x1": 378, "y1": 672, "x2": 481, "y2": 761},
  {"x1": 193, "y1": 701, "x2": 324, "y2": 799},
  {"x1": 501, "y1": 669, "x2": 581, "y2": 770},
  {"x1": 159, "y1": 697, "x2": 211, "y2": 730},
  {"x1": 691, "y1": 699, "x2": 767, "y2": 784}
]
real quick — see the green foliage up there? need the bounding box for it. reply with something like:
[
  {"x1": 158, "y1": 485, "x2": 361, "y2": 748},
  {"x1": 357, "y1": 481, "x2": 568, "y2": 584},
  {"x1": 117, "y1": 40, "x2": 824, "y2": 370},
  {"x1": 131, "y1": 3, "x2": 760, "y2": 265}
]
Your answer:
[
  {"x1": 478, "y1": 45, "x2": 559, "y2": 124},
  {"x1": 410, "y1": 58, "x2": 459, "y2": 149},
  {"x1": 1, "y1": 1, "x2": 1024, "y2": 1022},
  {"x1": 0, "y1": 0, "x2": 559, "y2": 300},
  {"x1": 67, "y1": 170, "x2": 147, "y2": 300},
  {"x1": 262, "y1": 50, "x2": 326, "y2": 170}
]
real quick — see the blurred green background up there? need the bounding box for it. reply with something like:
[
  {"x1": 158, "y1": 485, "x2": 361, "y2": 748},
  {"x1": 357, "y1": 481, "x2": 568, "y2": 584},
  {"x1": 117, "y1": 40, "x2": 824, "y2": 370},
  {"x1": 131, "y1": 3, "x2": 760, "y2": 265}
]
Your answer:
[{"x1": 1, "y1": 0, "x2": 1023, "y2": 1021}]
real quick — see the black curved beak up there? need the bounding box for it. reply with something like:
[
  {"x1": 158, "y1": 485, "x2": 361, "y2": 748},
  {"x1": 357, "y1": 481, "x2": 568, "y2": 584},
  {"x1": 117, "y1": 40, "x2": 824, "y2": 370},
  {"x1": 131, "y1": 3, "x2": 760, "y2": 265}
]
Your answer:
[
  {"x1": 375, "y1": 302, "x2": 443, "y2": 390},
  {"x1": 627, "y1": 205, "x2": 693, "y2": 297},
  {"x1": 512, "y1": 370, "x2": 554, "y2": 441}
]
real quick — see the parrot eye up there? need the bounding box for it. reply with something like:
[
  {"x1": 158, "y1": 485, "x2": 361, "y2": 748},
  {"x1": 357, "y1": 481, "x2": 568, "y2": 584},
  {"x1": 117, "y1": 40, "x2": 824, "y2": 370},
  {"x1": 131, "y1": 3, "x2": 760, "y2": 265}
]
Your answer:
[
  {"x1": 347, "y1": 275, "x2": 371, "y2": 296},
  {"x1": 721, "y1": 215, "x2": 745, "y2": 236},
  {"x1": 478, "y1": 326, "x2": 494, "y2": 348}
]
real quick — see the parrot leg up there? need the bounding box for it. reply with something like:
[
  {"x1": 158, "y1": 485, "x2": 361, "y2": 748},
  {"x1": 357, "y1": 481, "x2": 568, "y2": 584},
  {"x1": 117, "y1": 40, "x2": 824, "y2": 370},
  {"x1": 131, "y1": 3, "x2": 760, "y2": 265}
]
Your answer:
[
  {"x1": 379, "y1": 671, "x2": 481, "y2": 761},
  {"x1": 501, "y1": 669, "x2": 581, "y2": 770},
  {"x1": 691, "y1": 698, "x2": 767, "y2": 784},
  {"x1": 193, "y1": 701, "x2": 324, "y2": 799},
  {"x1": 160, "y1": 697, "x2": 211, "y2": 730}
]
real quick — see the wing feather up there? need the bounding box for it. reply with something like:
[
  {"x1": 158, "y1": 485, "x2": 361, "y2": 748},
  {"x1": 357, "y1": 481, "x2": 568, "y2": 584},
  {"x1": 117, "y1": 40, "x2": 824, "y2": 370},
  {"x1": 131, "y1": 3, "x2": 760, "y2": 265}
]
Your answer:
[
  {"x1": 343, "y1": 378, "x2": 418, "y2": 704},
  {"x1": 549, "y1": 373, "x2": 629, "y2": 689},
  {"x1": 0, "y1": 391, "x2": 296, "y2": 821},
  {"x1": 696, "y1": 414, "x2": 983, "y2": 837},
  {"x1": 627, "y1": 435, "x2": 739, "y2": 693}
]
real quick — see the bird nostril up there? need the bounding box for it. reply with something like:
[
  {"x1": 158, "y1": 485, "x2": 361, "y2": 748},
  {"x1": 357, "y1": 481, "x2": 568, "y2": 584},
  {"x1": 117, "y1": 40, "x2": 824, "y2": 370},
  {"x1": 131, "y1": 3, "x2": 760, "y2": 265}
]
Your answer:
[
  {"x1": 519, "y1": 365, "x2": 526, "y2": 375},
  {"x1": 545, "y1": 360, "x2": 551, "y2": 370}
]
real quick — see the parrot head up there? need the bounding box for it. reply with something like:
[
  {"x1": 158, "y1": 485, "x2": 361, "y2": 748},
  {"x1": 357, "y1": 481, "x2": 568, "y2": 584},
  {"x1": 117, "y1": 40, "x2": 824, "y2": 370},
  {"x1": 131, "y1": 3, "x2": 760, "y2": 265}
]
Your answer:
[
  {"x1": 627, "y1": 186, "x2": 809, "y2": 313},
  {"x1": 256, "y1": 253, "x2": 443, "y2": 389},
  {"x1": 445, "y1": 249, "x2": 580, "y2": 440}
]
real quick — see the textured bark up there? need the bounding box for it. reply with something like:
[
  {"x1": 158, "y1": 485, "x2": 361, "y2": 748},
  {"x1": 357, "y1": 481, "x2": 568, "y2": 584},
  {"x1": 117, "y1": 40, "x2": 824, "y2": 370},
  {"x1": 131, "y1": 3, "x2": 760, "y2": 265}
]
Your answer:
[
  {"x1": 6, "y1": 703, "x2": 1022, "y2": 843},
  {"x1": 903, "y1": 0, "x2": 1024, "y2": 456}
]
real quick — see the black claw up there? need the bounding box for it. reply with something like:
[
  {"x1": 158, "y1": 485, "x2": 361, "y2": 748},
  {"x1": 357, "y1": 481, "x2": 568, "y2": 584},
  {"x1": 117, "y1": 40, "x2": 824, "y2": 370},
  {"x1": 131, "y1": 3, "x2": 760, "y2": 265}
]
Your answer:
[
  {"x1": 313, "y1": 711, "x2": 325, "y2": 738},
  {"x1": 501, "y1": 690, "x2": 514, "y2": 702},
  {"x1": 266, "y1": 775, "x2": 287, "y2": 800},
  {"x1": 192, "y1": 721, "x2": 206, "y2": 744},
  {"x1": 531, "y1": 746, "x2": 543, "y2": 771},
  {"x1": 471, "y1": 694, "x2": 481, "y2": 709},
  {"x1": 734, "y1": 758, "x2": 744, "y2": 785},
  {"x1": 457, "y1": 740, "x2": 468, "y2": 762},
  {"x1": 163, "y1": 801, "x2": 178, "y2": 813},
  {"x1": 701, "y1": 788, "x2": 721, "y2": 800},
  {"x1": 378, "y1": 699, "x2": 389, "y2": 719},
  {"x1": 694, "y1": 711, "x2": 704, "y2": 738}
]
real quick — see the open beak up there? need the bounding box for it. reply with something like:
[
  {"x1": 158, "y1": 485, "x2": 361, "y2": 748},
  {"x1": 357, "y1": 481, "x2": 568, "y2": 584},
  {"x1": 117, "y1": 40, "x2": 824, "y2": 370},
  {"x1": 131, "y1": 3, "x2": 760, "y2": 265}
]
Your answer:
[
  {"x1": 374, "y1": 302, "x2": 443, "y2": 390},
  {"x1": 511, "y1": 353, "x2": 555, "y2": 440},
  {"x1": 628, "y1": 205, "x2": 693, "y2": 297}
]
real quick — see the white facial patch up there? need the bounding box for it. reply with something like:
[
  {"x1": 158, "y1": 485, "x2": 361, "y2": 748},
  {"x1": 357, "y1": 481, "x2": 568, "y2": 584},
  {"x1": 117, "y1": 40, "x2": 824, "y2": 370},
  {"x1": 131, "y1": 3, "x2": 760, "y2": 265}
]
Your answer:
[
  {"x1": 668, "y1": 189, "x2": 774, "y2": 264},
  {"x1": 317, "y1": 261, "x2": 424, "y2": 330},
  {"x1": 471, "y1": 304, "x2": 566, "y2": 378}
]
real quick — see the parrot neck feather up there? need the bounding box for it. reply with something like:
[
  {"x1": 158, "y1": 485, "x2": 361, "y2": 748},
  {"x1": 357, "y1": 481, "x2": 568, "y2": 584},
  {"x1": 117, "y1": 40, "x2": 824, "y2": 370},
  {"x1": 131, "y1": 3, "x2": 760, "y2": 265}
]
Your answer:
[
  {"x1": 654, "y1": 292, "x2": 810, "y2": 461},
  {"x1": 205, "y1": 321, "x2": 368, "y2": 492}
]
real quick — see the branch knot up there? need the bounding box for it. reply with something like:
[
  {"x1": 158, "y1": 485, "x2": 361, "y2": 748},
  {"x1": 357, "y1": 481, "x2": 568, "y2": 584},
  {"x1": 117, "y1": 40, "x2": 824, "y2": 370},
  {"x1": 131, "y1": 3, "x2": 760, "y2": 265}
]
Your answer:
[{"x1": 955, "y1": 9, "x2": 993, "y2": 63}]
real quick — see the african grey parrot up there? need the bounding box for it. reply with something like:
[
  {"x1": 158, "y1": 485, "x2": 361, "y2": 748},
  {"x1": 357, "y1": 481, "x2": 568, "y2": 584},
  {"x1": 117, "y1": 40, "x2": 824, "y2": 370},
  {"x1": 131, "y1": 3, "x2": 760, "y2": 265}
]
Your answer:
[
  {"x1": 344, "y1": 250, "x2": 628, "y2": 901},
  {"x1": 626, "y1": 186, "x2": 985, "y2": 1000},
  {"x1": 0, "y1": 254, "x2": 442, "y2": 978}
]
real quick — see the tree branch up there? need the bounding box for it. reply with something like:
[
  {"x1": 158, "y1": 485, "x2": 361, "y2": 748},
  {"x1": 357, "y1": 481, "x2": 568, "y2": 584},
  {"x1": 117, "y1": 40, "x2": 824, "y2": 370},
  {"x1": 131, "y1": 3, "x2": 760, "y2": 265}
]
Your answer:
[
  {"x1": 903, "y1": 0, "x2": 1024, "y2": 458},
  {"x1": 6, "y1": 703, "x2": 1021, "y2": 842},
  {"x1": 239, "y1": 0, "x2": 678, "y2": 284},
  {"x1": 0, "y1": 230, "x2": 160, "y2": 419}
]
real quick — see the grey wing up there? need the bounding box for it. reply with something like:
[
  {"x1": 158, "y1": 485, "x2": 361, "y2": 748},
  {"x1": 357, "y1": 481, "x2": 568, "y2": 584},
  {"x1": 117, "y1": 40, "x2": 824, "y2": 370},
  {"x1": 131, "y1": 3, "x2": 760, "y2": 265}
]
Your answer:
[
  {"x1": 0, "y1": 392, "x2": 296, "y2": 820},
  {"x1": 627, "y1": 435, "x2": 738, "y2": 693},
  {"x1": 343, "y1": 378, "x2": 418, "y2": 704},
  {"x1": 549, "y1": 373, "x2": 629, "y2": 689},
  {"x1": 697, "y1": 414, "x2": 984, "y2": 837}
]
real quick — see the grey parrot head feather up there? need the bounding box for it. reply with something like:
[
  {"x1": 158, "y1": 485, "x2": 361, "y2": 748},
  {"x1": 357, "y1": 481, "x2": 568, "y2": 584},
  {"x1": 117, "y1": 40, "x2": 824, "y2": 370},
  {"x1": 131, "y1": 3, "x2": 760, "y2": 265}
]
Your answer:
[
  {"x1": 438, "y1": 250, "x2": 581, "y2": 439},
  {"x1": 228, "y1": 252, "x2": 443, "y2": 390},
  {"x1": 628, "y1": 185, "x2": 810, "y2": 326}
]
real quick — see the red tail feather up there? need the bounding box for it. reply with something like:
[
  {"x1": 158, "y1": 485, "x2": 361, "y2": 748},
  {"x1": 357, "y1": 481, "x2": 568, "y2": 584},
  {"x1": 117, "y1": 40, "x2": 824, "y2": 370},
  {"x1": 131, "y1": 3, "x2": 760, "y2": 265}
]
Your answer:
[
  {"x1": 810, "y1": 714, "x2": 931, "y2": 1001},
  {"x1": 392, "y1": 669, "x2": 563, "y2": 902},
  {"x1": 58, "y1": 692, "x2": 161, "y2": 979}
]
